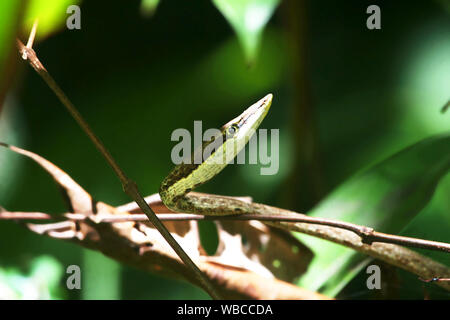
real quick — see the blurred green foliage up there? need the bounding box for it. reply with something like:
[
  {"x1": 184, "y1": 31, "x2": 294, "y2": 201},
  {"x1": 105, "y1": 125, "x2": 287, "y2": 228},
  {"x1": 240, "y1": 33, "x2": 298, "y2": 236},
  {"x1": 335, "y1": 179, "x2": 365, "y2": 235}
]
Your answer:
[
  {"x1": 297, "y1": 134, "x2": 450, "y2": 296},
  {"x1": 0, "y1": 256, "x2": 64, "y2": 299},
  {"x1": 0, "y1": 0, "x2": 449, "y2": 299},
  {"x1": 0, "y1": 2, "x2": 19, "y2": 75},
  {"x1": 212, "y1": 0, "x2": 280, "y2": 63}
]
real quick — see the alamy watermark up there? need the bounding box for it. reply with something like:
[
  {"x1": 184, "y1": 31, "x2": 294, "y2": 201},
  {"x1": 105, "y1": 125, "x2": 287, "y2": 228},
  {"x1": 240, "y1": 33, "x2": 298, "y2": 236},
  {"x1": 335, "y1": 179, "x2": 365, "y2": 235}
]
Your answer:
[
  {"x1": 66, "y1": 5, "x2": 81, "y2": 30},
  {"x1": 170, "y1": 121, "x2": 279, "y2": 175},
  {"x1": 66, "y1": 264, "x2": 81, "y2": 290},
  {"x1": 366, "y1": 264, "x2": 381, "y2": 290},
  {"x1": 366, "y1": 5, "x2": 381, "y2": 30}
]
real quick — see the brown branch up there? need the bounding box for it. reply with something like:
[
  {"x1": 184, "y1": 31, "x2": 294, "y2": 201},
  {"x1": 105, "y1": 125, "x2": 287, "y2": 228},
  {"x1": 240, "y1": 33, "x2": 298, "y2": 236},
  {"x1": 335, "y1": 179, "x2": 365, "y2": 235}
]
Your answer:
[
  {"x1": 2, "y1": 209, "x2": 450, "y2": 253},
  {"x1": 420, "y1": 277, "x2": 450, "y2": 283},
  {"x1": 2, "y1": 204, "x2": 450, "y2": 292},
  {"x1": 15, "y1": 37, "x2": 220, "y2": 299},
  {"x1": 7, "y1": 209, "x2": 327, "y2": 300}
]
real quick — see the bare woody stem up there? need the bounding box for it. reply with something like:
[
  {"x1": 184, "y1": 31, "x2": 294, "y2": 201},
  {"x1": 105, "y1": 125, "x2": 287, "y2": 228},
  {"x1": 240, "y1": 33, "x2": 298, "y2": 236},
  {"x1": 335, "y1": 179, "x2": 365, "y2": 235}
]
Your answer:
[
  {"x1": 16, "y1": 39, "x2": 221, "y2": 300},
  {"x1": 419, "y1": 277, "x2": 450, "y2": 283},
  {"x1": 2, "y1": 210, "x2": 450, "y2": 254}
]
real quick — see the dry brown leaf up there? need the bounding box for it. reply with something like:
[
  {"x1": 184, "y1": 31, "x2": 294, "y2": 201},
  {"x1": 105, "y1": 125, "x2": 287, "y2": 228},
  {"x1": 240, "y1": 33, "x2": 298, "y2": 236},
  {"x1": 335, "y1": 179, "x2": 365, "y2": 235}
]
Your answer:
[
  {"x1": 0, "y1": 143, "x2": 323, "y2": 299},
  {"x1": 213, "y1": 220, "x2": 312, "y2": 282},
  {"x1": 118, "y1": 193, "x2": 312, "y2": 281}
]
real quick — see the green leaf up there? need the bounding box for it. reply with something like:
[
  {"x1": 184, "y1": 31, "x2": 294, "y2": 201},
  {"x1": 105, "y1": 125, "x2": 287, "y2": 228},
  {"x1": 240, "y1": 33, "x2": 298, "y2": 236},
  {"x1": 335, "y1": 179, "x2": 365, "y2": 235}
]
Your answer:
[
  {"x1": 23, "y1": 0, "x2": 81, "y2": 39},
  {"x1": 296, "y1": 133, "x2": 450, "y2": 297},
  {"x1": 0, "y1": 1, "x2": 21, "y2": 101},
  {"x1": 140, "y1": 0, "x2": 160, "y2": 17},
  {"x1": 212, "y1": 0, "x2": 280, "y2": 64}
]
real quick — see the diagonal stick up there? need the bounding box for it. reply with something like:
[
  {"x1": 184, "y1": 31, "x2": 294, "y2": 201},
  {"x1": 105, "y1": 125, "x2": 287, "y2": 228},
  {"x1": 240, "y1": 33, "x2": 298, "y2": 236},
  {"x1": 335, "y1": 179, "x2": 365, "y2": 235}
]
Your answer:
[{"x1": 16, "y1": 29, "x2": 221, "y2": 300}]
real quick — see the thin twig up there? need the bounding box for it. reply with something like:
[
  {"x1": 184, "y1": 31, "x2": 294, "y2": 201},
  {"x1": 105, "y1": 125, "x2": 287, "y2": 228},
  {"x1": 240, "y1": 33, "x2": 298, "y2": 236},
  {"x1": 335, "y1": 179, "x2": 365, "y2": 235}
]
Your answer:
[
  {"x1": 2, "y1": 210, "x2": 450, "y2": 253},
  {"x1": 419, "y1": 277, "x2": 450, "y2": 283},
  {"x1": 25, "y1": 20, "x2": 38, "y2": 50},
  {"x1": 15, "y1": 38, "x2": 221, "y2": 299}
]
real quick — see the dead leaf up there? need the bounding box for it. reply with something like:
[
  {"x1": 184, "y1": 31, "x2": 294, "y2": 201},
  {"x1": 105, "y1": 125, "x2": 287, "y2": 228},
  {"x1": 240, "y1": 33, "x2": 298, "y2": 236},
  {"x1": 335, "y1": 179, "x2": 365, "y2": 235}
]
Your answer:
[{"x1": 0, "y1": 143, "x2": 323, "y2": 299}]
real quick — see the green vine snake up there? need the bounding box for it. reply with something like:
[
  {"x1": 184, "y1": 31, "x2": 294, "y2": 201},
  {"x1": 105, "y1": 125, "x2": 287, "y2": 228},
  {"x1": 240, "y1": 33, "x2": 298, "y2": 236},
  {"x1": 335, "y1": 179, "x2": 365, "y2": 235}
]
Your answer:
[{"x1": 160, "y1": 94, "x2": 273, "y2": 216}]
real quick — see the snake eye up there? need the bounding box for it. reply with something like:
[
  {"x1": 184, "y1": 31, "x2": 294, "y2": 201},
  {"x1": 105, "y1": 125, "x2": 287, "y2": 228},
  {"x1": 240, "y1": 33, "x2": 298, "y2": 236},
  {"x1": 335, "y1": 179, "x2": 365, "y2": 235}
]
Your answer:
[{"x1": 228, "y1": 125, "x2": 238, "y2": 136}]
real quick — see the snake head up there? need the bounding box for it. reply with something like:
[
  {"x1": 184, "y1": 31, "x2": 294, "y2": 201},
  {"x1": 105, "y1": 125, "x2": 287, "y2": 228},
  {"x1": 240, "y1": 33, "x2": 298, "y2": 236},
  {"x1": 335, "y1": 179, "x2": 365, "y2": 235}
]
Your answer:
[
  {"x1": 221, "y1": 93, "x2": 273, "y2": 142},
  {"x1": 160, "y1": 94, "x2": 273, "y2": 209}
]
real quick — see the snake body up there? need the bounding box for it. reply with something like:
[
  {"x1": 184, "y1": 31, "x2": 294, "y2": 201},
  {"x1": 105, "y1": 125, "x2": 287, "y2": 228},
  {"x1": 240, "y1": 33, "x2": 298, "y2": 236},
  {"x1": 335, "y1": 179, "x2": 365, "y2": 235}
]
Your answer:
[{"x1": 160, "y1": 94, "x2": 273, "y2": 215}]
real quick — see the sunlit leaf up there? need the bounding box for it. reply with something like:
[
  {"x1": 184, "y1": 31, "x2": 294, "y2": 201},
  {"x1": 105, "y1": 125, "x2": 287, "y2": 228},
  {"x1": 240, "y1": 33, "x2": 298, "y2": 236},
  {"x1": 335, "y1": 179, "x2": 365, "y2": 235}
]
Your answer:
[
  {"x1": 296, "y1": 133, "x2": 450, "y2": 297},
  {"x1": 212, "y1": 0, "x2": 280, "y2": 63},
  {"x1": 140, "y1": 0, "x2": 160, "y2": 17},
  {"x1": 23, "y1": 0, "x2": 81, "y2": 39}
]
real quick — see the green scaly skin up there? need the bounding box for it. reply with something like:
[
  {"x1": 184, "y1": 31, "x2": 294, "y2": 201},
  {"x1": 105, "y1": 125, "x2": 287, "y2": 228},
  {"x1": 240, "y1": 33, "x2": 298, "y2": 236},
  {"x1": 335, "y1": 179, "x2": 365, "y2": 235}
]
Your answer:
[{"x1": 160, "y1": 94, "x2": 273, "y2": 215}]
